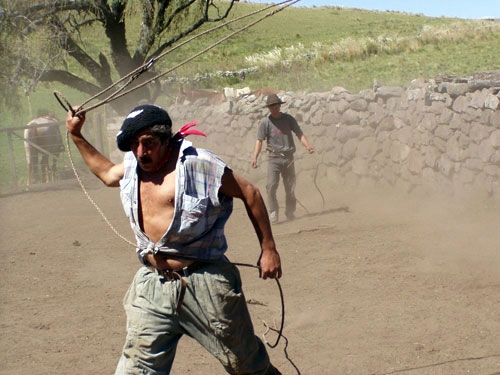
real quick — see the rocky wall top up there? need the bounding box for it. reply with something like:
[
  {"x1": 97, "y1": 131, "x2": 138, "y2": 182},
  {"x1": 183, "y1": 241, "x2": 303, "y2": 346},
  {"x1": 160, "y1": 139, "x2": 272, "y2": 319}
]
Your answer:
[{"x1": 107, "y1": 71, "x2": 500, "y2": 198}]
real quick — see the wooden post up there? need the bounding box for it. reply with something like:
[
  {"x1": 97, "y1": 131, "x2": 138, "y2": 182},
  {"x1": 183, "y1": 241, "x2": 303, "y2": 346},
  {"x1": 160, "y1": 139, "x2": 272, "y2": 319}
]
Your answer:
[{"x1": 6, "y1": 130, "x2": 19, "y2": 188}]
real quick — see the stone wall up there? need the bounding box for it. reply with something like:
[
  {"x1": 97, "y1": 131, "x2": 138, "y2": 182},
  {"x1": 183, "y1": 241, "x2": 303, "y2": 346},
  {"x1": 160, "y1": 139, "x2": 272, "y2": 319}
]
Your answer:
[{"x1": 108, "y1": 72, "x2": 500, "y2": 199}]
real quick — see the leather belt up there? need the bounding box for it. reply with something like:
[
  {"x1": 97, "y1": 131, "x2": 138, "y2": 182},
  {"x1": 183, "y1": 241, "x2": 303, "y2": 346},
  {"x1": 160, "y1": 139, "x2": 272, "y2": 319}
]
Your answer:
[
  {"x1": 148, "y1": 261, "x2": 206, "y2": 312},
  {"x1": 266, "y1": 147, "x2": 293, "y2": 158},
  {"x1": 150, "y1": 261, "x2": 205, "y2": 280}
]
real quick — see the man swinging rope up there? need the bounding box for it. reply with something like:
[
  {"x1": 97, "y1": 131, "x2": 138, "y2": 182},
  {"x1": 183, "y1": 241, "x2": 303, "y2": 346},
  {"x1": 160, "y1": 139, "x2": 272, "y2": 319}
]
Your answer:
[{"x1": 66, "y1": 104, "x2": 282, "y2": 375}]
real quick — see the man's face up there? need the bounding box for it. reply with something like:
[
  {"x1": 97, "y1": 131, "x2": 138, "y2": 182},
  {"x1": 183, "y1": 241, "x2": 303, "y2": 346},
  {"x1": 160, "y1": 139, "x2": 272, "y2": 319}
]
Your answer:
[
  {"x1": 268, "y1": 103, "x2": 281, "y2": 117},
  {"x1": 130, "y1": 129, "x2": 168, "y2": 172}
]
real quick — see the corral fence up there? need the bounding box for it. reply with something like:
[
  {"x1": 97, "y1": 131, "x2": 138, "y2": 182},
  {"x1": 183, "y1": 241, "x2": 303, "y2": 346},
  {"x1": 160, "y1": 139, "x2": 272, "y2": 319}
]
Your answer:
[{"x1": 0, "y1": 112, "x2": 109, "y2": 195}]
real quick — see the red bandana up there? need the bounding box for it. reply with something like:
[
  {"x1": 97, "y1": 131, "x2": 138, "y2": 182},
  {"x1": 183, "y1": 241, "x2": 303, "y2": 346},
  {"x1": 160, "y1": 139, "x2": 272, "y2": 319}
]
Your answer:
[{"x1": 153, "y1": 120, "x2": 206, "y2": 172}]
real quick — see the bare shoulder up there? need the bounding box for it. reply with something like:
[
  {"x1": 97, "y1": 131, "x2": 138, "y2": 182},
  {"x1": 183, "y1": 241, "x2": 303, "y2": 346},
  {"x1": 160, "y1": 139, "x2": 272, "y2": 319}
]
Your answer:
[{"x1": 220, "y1": 170, "x2": 256, "y2": 199}]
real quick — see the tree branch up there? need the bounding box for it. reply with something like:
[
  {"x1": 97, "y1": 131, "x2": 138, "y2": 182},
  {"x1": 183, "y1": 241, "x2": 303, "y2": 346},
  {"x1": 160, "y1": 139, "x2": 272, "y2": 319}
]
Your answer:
[
  {"x1": 49, "y1": 14, "x2": 112, "y2": 86},
  {"x1": 40, "y1": 69, "x2": 101, "y2": 96}
]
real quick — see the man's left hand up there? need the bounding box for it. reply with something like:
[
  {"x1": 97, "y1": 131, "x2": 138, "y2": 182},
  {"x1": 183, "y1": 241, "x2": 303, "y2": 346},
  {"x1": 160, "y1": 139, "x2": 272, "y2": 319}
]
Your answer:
[{"x1": 258, "y1": 249, "x2": 282, "y2": 280}]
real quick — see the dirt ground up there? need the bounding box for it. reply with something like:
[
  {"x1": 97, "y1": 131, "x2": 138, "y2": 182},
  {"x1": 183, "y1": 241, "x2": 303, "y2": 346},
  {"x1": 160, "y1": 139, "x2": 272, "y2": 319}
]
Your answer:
[{"x1": 1, "y1": 175, "x2": 500, "y2": 375}]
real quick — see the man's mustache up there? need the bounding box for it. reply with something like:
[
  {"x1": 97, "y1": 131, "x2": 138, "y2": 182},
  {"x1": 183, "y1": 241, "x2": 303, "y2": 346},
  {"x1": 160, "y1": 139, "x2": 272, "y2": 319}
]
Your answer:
[{"x1": 138, "y1": 157, "x2": 152, "y2": 163}]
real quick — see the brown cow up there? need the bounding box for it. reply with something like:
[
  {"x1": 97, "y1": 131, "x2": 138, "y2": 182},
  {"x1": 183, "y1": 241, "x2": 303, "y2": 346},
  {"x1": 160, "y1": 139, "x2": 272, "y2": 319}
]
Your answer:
[
  {"x1": 176, "y1": 85, "x2": 226, "y2": 105},
  {"x1": 251, "y1": 87, "x2": 280, "y2": 98}
]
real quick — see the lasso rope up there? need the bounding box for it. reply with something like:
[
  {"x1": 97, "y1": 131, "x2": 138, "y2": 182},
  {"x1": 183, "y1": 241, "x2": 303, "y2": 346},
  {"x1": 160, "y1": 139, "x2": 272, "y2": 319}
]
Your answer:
[
  {"x1": 232, "y1": 262, "x2": 285, "y2": 349},
  {"x1": 54, "y1": 0, "x2": 300, "y2": 116},
  {"x1": 64, "y1": 131, "x2": 136, "y2": 248}
]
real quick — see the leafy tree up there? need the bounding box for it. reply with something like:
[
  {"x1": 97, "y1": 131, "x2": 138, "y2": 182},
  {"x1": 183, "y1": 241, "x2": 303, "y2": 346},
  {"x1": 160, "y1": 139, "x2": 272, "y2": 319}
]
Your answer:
[{"x1": 0, "y1": 0, "x2": 240, "y2": 114}]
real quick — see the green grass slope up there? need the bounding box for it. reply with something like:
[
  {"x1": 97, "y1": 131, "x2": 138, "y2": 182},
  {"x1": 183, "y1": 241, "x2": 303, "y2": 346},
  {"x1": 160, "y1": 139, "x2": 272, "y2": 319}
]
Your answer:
[{"x1": 2, "y1": 3, "x2": 500, "y2": 126}]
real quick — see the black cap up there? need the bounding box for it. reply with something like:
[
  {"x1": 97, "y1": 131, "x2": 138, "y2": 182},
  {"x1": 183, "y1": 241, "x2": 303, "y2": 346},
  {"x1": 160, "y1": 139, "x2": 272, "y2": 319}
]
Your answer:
[{"x1": 116, "y1": 104, "x2": 172, "y2": 152}]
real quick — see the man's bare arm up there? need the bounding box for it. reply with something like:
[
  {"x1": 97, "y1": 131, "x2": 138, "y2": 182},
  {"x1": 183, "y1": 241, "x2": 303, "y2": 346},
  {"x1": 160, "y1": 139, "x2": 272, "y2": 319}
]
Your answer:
[
  {"x1": 66, "y1": 109, "x2": 124, "y2": 187},
  {"x1": 300, "y1": 134, "x2": 315, "y2": 153},
  {"x1": 220, "y1": 169, "x2": 282, "y2": 279},
  {"x1": 251, "y1": 139, "x2": 263, "y2": 168}
]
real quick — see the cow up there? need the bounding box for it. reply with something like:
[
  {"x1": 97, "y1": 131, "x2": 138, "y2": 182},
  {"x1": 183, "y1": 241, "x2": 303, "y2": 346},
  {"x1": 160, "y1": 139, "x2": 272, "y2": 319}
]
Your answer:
[
  {"x1": 223, "y1": 87, "x2": 281, "y2": 100},
  {"x1": 176, "y1": 84, "x2": 226, "y2": 105},
  {"x1": 24, "y1": 115, "x2": 65, "y2": 185},
  {"x1": 251, "y1": 87, "x2": 280, "y2": 98}
]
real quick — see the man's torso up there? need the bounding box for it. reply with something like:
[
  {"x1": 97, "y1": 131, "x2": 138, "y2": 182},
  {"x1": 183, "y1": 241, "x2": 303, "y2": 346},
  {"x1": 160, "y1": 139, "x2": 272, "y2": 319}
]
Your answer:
[
  {"x1": 138, "y1": 148, "x2": 190, "y2": 270},
  {"x1": 138, "y1": 159, "x2": 176, "y2": 243},
  {"x1": 259, "y1": 113, "x2": 301, "y2": 154},
  {"x1": 120, "y1": 141, "x2": 233, "y2": 267}
]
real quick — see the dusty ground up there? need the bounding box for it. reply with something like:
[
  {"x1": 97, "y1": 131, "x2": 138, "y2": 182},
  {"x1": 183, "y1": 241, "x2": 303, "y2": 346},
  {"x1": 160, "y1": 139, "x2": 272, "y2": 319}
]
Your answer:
[{"x1": 1, "y1": 175, "x2": 500, "y2": 375}]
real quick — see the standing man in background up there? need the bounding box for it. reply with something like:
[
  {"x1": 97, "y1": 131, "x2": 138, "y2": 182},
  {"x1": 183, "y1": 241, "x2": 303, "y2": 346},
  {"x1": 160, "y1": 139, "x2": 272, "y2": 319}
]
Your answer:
[{"x1": 251, "y1": 94, "x2": 314, "y2": 224}]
